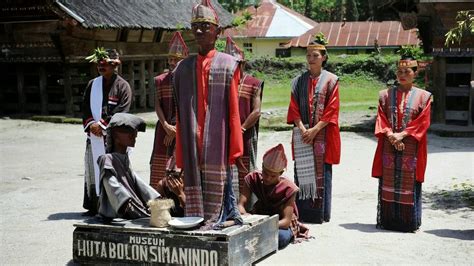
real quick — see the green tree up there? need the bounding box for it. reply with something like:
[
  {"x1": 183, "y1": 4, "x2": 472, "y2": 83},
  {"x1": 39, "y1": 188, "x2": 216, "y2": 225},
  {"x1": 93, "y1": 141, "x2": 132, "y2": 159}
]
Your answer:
[
  {"x1": 445, "y1": 10, "x2": 474, "y2": 46},
  {"x1": 218, "y1": 0, "x2": 260, "y2": 13}
]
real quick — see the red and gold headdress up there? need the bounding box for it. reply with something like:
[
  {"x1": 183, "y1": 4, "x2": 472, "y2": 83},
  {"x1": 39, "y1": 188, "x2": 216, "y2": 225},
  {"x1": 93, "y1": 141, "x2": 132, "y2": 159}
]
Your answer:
[
  {"x1": 168, "y1": 32, "x2": 189, "y2": 59},
  {"x1": 307, "y1": 32, "x2": 328, "y2": 51},
  {"x1": 224, "y1": 37, "x2": 244, "y2": 61},
  {"x1": 191, "y1": 0, "x2": 219, "y2": 26},
  {"x1": 398, "y1": 59, "x2": 418, "y2": 68}
]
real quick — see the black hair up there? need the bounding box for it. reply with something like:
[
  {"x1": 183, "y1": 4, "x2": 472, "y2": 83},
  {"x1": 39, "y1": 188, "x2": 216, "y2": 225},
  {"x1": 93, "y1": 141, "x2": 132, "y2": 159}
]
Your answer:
[{"x1": 106, "y1": 49, "x2": 120, "y2": 60}]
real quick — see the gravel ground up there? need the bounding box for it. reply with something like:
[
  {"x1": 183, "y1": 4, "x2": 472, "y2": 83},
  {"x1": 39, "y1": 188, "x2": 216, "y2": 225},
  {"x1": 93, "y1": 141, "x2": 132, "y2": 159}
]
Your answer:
[{"x1": 0, "y1": 118, "x2": 473, "y2": 265}]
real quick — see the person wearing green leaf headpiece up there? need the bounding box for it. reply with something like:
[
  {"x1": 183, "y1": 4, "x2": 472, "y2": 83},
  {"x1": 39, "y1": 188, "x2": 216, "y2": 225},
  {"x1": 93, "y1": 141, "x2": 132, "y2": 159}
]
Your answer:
[
  {"x1": 287, "y1": 32, "x2": 341, "y2": 224},
  {"x1": 81, "y1": 47, "x2": 132, "y2": 216}
]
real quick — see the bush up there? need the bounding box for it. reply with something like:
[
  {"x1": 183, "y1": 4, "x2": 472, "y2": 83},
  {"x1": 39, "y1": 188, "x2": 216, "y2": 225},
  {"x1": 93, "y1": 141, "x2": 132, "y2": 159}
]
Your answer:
[{"x1": 246, "y1": 54, "x2": 399, "y2": 83}]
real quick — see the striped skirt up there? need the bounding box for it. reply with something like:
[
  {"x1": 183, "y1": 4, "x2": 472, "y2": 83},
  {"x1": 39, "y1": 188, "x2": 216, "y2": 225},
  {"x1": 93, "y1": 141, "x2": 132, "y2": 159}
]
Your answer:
[
  {"x1": 377, "y1": 179, "x2": 422, "y2": 232},
  {"x1": 377, "y1": 138, "x2": 422, "y2": 232}
]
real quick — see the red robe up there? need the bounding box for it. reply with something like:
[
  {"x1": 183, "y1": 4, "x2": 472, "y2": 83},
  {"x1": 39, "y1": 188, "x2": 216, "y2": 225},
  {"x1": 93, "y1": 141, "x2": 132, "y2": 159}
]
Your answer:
[
  {"x1": 287, "y1": 76, "x2": 341, "y2": 164},
  {"x1": 175, "y1": 49, "x2": 242, "y2": 168},
  {"x1": 372, "y1": 88, "x2": 431, "y2": 182}
]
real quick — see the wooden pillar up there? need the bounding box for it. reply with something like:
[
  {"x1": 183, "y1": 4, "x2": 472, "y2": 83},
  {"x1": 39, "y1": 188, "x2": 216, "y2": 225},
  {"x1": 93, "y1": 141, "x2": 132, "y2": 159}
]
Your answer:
[
  {"x1": 64, "y1": 64, "x2": 73, "y2": 115},
  {"x1": 147, "y1": 60, "x2": 155, "y2": 108},
  {"x1": 431, "y1": 57, "x2": 446, "y2": 123},
  {"x1": 39, "y1": 65, "x2": 48, "y2": 115},
  {"x1": 139, "y1": 60, "x2": 146, "y2": 108},
  {"x1": 128, "y1": 61, "x2": 135, "y2": 110},
  {"x1": 16, "y1": 65, "x2": 26, "y2": 114}
]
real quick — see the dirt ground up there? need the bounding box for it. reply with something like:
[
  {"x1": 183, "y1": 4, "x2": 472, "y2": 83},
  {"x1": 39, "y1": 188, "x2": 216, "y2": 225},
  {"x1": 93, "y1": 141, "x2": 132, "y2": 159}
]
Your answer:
[{"x1": 0, "y1": 118, "x2": 473, "y2": 265}]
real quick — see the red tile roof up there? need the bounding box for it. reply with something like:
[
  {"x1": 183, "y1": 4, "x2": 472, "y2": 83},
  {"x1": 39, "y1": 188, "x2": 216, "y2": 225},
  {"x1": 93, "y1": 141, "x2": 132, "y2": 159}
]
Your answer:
[{"x1": 286, "y1": 21, "x2": 420, "y2": 48}]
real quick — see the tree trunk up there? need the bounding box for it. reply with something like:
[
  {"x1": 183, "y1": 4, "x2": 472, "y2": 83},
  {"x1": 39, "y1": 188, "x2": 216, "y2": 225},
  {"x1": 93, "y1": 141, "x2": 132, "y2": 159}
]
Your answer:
[{"x1": 304, "y1": 0, "x2": 312, "y2": 18}]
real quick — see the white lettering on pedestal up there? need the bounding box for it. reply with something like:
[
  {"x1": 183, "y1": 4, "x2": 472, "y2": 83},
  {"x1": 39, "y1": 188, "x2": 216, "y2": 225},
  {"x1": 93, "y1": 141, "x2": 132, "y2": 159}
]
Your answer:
[
  {"x1": 109, "y1": 242, "x2": 116, "y2": 258},
  {"x1": 77, "y1": 240, "x2": 86, "y2": 257},
  {"x1": 76, "y1": 235, "x2": 220, "y2": 264},
  {"x1": 100, "y1": 242, "x2": 107, "y2": 258},
  {"x1": 149, "y1": 246, "x2": 158, "y2": 262}
]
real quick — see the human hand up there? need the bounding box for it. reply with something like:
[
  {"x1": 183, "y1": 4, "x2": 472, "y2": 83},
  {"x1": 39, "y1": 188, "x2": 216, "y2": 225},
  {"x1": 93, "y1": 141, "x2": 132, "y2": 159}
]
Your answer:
[
  {"x1": 89, "y1": 123, "x2": 103, "y2": 137},
  {"x1": 164, "y1": 123, "x2": 176, "y2": 137},
  {"x1": 236, "y1": 157, "x2": 248, "y2": 175},
  {"x1": 393, "y1": 141, "x2": 405, "y2": 151},
  {"x1": 166, "y1": 177, "x2": 184, "y2": 197},
  {"x1": 302, "y1": 127, "x2": 318, "y2": 144},
  {"x1": 392, "y1": 132, "x2": 405, "y2": 142},
  {"x1": 163, "y1": 134, "x2": 175, "y2": 147}
]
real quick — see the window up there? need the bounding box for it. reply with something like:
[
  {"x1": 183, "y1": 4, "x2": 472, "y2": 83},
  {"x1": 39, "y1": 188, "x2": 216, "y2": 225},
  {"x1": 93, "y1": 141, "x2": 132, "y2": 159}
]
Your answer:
[
  {"x1": 154, "y1": 29, "x2": 164, "y2": 43},
  {"x1": 119, "y1": 29, "x2": 128, "y2": 42},
  {"x1": 346, "y1": 49, "x2": 358, "y2": 54},
  {"x1": 243, "y1": 42, "x2": 253, "y2": 53},
  {"x1": 275, "y1": 48, "x2": 291, "y2": 58}
]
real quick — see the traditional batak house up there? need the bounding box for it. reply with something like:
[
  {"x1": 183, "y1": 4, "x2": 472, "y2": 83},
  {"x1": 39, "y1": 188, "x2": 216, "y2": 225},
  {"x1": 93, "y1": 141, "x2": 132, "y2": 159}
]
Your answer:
[
  {"x1": 285, "y1": 21, "x2": 420, "y2": 56},
  {"x1": 397, "y1": 0, "x2": 474, "y2": 126},
  {"x1": 223, "y1": 0, "x2": 317, "y2": 57},
  {"x1": 0, "y1": 0, "x2": 232, "y2": 116}
]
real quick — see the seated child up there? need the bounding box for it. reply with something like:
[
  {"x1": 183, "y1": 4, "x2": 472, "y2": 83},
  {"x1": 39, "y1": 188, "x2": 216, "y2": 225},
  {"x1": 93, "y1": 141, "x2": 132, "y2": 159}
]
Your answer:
[
  {"x1": 98, "y1": 113, "x2": 160, "y2": 220},
  {"x1": 238, "y1": 144, "x2": 308, "y2": 249}
]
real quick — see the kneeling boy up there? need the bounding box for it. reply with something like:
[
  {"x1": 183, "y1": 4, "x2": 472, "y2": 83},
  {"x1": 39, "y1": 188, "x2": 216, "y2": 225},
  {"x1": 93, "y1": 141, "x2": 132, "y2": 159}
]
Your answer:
[{"x1": 238, "y1": 144, "x2": 307, "y2": 249}]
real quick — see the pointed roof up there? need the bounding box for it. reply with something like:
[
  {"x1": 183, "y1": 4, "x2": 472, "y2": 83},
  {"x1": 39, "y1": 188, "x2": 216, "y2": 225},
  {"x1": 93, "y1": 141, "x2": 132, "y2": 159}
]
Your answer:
[
  {"x1": 225, "y1": 0, "x2": 317, "y2": 38},
  {"x1": 285, "y1": 21, "x2": 420, "y2": 48}
]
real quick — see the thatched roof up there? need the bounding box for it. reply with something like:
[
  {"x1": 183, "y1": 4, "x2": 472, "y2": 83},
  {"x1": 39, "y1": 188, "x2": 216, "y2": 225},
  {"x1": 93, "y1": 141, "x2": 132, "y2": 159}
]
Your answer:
[{"x1": 54, "y1": 0, "x2": 234, "y2": 29}]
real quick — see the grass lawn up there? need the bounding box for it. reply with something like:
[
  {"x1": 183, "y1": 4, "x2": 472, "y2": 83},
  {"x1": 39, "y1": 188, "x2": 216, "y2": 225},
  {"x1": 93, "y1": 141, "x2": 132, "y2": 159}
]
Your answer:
[{"x1": 261, "y1": 73, "x2": 384, "y2": 112}]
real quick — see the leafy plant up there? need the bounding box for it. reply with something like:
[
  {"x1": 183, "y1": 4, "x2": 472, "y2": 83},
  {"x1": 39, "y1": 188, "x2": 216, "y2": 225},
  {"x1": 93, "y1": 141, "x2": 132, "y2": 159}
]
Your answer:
[
  {"x1": 313, "y1": 32, "x2": 329, "y2": 45},
  {"x1": 215, "y1": 39, "x2": 226, "y2": 52},
  {"x1": 397, "y1": 45, "x2": 423, "y2": 59},
  {"x1": 85, "y1": 47, "x2": 108, "y2": 63},
  {"x1": 231, "y1": 10, "x2": 253, "y2": 27},
  {"x1": 445, "y1": 10, "x2": 474, "y2": 46},
  {"x1": 175, "y1": 23, "x2": 185, "y2": 32}
]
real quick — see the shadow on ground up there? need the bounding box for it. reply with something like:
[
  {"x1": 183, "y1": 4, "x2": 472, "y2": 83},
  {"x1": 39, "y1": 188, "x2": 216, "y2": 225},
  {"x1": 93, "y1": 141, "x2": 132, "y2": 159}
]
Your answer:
[
  {"x1": 339, "y1": 223, "x2": 394, "y2": 233},
  {"x1": 47, "y1": 212, "x2": 91, "y2": 221},
  {"x1": 66, "y1": 259, "x2": 78, "y2": 266},
  {"x1": 424, "y1": 229, "x2": 474, "y2": 240}
]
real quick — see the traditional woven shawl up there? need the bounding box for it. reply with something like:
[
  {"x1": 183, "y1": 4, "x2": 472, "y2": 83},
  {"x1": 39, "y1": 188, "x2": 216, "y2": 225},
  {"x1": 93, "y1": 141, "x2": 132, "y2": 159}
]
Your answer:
[
  {"x1": 150, "y1": 72, "x2": 175, "y2": 189},
  {"x1": 380, "y1": 87, "x2": 431, "y2": 205},
  {"x1": 238, "y1": 74, "x2": 264, "y2": 191},
  {"x1": 174, "y1": 52, "x2": 238, "y2": 221},
  {"x1": 291, "y1": 70, "x2": 338, "y2": 202}
]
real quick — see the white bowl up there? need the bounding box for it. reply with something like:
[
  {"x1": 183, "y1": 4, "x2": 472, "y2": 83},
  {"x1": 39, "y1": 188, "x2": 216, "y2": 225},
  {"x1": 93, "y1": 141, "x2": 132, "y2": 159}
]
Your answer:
[{"x1": 168, "y1": 217, "x2": 204, "y2": 229}]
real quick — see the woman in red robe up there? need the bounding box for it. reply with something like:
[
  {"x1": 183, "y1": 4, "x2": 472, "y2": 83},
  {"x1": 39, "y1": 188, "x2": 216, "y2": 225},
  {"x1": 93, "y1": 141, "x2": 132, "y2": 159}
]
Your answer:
[
  {"x1": 149, "y1": 32, "x2": 188, "y2": 190},
  {"x1": 287, "y1": 35, "x2": 340, "y2": 224},
  {"x1": 372, "y1": 56, "x2": 432, "y2": 232}
]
